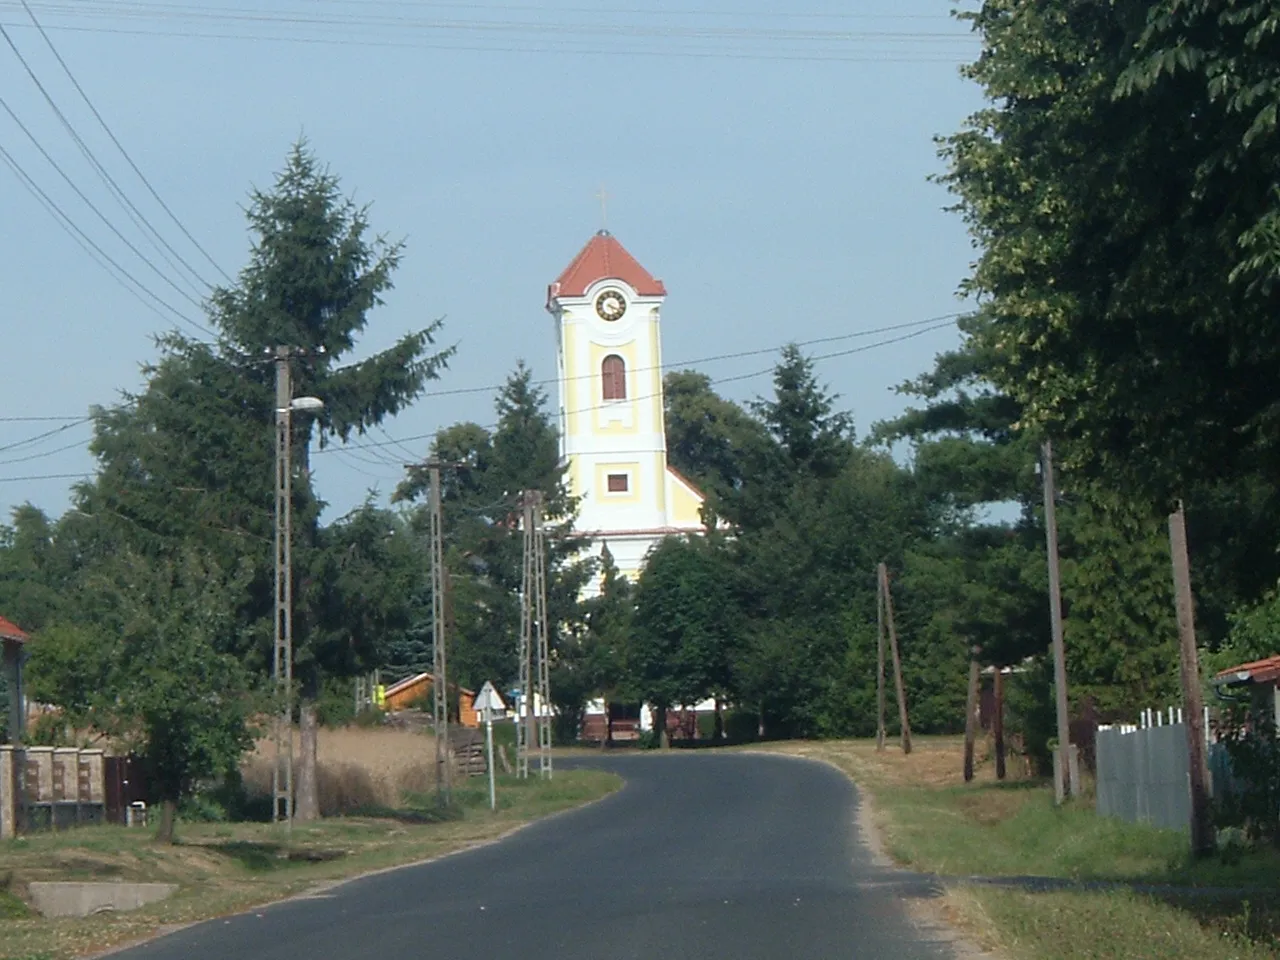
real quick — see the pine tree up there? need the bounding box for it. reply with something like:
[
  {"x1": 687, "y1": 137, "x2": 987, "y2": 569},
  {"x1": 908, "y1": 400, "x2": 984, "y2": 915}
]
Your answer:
[{"x1": 78, "y1": 142, "x2": 453, "y2": 820}]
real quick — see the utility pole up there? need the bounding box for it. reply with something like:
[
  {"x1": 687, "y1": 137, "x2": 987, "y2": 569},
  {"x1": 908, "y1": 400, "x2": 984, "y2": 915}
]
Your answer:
[
  {"x1": 517, "y1": 491, "x2": 553, "y2": 780},
  {"x1": 1040, "y1": 440, "x2": 1075, "y2": 800},
  {"x1": 272, "y1": 347, "x2": 294, "y2": 832},
  {"x1": 993, "y1": 668, "x2": 1007, "y2": 781},
  {"x1": 877, "y1": 563, "x2": 912, "y2": 754},
  {"x1": 1168, "y1": 503, "x2": 1215, "y2": 856},
  {"x1": 963, "y1": 647, "x2": 980, "y2": 782},
  {"x1": 875, "y1": 570, "x2": 886, "y2": 752},
  {"x1": 428, "y1": 461, "x2": 450, "y2": 803}
]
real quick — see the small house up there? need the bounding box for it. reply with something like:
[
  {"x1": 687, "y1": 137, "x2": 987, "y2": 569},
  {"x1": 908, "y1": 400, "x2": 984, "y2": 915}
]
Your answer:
[
  {"x1": 1214, "y1": 654, "x2": 1280, "y2": 728},
  {"x1": 382, "y1": 673, "x2": 479, "y2": 728}
]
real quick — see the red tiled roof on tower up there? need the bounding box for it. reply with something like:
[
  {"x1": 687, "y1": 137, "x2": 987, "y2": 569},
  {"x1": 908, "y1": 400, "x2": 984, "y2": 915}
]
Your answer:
[
  {"x1": 0, "y1": 616, "x2": 28, "y2": 643},
  {"x1": 548, "y1": 230, "x2": 666, "y2": 303}
]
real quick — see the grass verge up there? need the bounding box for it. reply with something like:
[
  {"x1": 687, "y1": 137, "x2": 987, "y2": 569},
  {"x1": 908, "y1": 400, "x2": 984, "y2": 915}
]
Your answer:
[
  {"x1": 0, "y1": 768, "x2": 620, "y2": 960},
  {"x1": 761, "y1": 737, "x2": 1280, "y2": 960}
]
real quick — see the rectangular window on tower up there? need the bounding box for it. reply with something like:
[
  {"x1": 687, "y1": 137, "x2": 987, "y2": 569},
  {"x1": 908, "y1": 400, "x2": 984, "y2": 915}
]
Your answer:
[{"x1": 607, "y1": 473, "x2": 629, "y2": 493}]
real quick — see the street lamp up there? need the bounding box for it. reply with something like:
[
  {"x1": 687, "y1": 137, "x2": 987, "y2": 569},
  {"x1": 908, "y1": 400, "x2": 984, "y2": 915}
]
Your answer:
[{"x1": 272, "y1": 345, "x2": 323, "y2": 831}]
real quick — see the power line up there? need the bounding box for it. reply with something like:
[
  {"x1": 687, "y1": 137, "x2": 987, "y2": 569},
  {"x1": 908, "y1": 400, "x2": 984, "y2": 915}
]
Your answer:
[
  {"x1": 0, "y1": 141, "x2": 215, "y2": 337},
  {"x1": 316, "y1": 316, "x2": 959, "y2": 457},
  {"x1": 0, "y1": 10, "x2": 211, "y2": 296},
  {"x1": 419, "y1": 314, "x2": 963, "y2": 402},
  {"x1": 0, "y1": 414, "x2": 85, "y2": 422},
  {"x1": 0, "y1": 74, "x2": 216, "y2": 326},
  {"x1": 0, "y1": 471, "x2": 88, "y2": 483},
  {"x1": 17, "y1": 0, "x2": 233, "y2": 284},
  {"x1": 0, "y1": 417, "x2": 91, "y2": 455},
  {"x1": 0, "y1": 435, "x2": 90, "y2": 465},
  {"x1": 0, "y1": 6, "x2": 976, "y2": 64}
]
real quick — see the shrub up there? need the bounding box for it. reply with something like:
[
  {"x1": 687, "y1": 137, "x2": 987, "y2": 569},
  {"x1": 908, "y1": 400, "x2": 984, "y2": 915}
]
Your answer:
[{"x1": 1214, "y1": 703, "x2": 1280, "y2": 847}]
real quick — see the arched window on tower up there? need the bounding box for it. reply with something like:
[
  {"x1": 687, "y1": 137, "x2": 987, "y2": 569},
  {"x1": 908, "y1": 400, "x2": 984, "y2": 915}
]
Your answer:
[{"x1": 602, "y1": 355, "x2": 627, "y2": 401}]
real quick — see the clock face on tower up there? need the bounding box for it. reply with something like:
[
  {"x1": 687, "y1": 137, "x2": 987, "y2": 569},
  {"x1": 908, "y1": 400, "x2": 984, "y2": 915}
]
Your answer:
[{"x1": 594, "y1": 289, "x2": 627, "y2": 322}]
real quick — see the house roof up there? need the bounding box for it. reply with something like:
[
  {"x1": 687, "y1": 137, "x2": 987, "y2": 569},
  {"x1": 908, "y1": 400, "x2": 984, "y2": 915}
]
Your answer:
[
  {"x1": 547, "y1": 230, "x2": 666, "y2": 303},
  {"x1": 0, "y1": 616, "x2": 28, "y2": 644},
  {"x1": 383, "y1": 672, "x2": 475, "y2": 699},
  {"x1": 1215, "y1": 654, "x2": 1280, "y2": 686}
]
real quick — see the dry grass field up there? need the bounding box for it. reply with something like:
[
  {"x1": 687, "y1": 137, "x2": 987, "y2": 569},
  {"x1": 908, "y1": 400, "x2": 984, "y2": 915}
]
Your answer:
[{"x1": 242, "y1": 726, "x2": 440, "y2": 814}]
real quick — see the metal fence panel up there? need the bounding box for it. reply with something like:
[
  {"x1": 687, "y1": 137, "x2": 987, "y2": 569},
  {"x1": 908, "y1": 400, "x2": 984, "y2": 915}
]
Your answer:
[{"x1": 1096, "y1": 723, "x2": 1191, "y2": 832}]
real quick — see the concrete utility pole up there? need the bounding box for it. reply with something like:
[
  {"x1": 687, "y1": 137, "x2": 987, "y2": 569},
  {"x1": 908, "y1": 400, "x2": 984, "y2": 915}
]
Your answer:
[
  {"x1": 428, "y1": 461, "x2": 451, "y2": 803},
  {"x1": 1040, "y1": 440, "x2": 1076, "y2": 800},
  {"x1": 272, "y1": 347, "x2": 323, "y2": 831},
  {"x1": 1167, "y1": 503, "x2": 1215, "y2": 856},
  {"x1": 517, "y1": 491, "x2": 552, "y2": 780},
  {"x1": 272, "y1": 347, "x2": 294, "y2": 831},
  {"x1": 877, "y1": 563, "x2": 912, "y2": 755}
]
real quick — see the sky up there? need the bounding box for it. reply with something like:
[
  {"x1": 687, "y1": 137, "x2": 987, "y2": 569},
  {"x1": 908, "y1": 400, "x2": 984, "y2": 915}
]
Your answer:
[{"x1": 0, "y1": 0, "x2": 984, "y2": 524}]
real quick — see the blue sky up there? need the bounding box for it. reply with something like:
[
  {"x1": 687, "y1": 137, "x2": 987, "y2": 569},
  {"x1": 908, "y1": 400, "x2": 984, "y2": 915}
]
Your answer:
[{"x1": 0, "y1": 0, "x2": 982, "y2": 523}]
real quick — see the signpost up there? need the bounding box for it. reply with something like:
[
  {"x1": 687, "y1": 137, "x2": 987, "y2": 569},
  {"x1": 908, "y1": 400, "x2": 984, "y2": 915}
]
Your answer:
[{"x1": 474, "y1": 681, "x2": 506, "y2": 811}]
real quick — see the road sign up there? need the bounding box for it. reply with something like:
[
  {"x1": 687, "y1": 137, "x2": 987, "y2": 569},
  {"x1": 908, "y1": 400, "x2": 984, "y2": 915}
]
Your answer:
[
  {"x1": 475, "y1": 681, "x2": 506, "y2": 811},
  {"x1": 474, "y1": 681, "x2": 506, "y2": 718}
]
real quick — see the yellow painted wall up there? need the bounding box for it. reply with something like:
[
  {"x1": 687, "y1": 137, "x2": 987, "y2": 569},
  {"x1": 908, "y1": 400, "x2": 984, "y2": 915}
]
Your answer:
[
  {"x1": 588, "y1": 341, "x2": 641, "y2": 436},
  {"x1": 594, "y1": 461, "x2": 641, "y2": 504},
  {"x1": 666, "y1": 469, "x2": 705, "y2": 527}
]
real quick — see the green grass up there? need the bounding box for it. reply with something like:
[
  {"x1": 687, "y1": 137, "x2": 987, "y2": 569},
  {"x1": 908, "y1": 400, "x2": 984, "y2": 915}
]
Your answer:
[
  {"x1": 966, "y1": 888, "x2": 1280, "y2": 960},
  {"x1": 765, "y1": 738, "x2": 1280, "y2": 960},
  {"x1": 0, "y1": 768, "x2": 620, "y2": 960}
]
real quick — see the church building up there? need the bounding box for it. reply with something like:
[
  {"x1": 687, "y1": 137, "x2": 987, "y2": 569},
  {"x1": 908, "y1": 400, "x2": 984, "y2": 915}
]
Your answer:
[{"x1": 546, "y1": 230, "x2": 706, "y2": 592}]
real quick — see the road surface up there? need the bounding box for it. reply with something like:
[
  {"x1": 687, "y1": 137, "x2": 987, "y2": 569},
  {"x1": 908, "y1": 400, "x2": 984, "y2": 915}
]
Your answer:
[{"x1": 115, "y1": 753, "x2": 952, "y2": 959}]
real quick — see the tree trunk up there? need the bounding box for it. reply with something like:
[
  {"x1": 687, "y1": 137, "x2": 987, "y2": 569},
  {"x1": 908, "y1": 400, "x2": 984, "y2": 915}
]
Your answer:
[
  {"x1": 296, "y1": 701, "x2": 320, "y2": 821},
  {"x1": 602, "y1": 700, "x2": 611, "y2": 751},
  {"x1": 655, "y1": 704, "x2": 669, "y2": 750},
  {"x1": 993, "y1": 669, "x2": 1006, "y2": 781},
  {"x1": 963, "y1": 652, "x2": 980, "y2": 783},
  {"x1": 156, "y1": 798, "x2": 177, "y2": 844},
  {"x1": 758, "y1": 703, "x2": 766, "y2": 740},
  {"x1": 714, "y1": 697, "x2": 724, "y2": 740}
]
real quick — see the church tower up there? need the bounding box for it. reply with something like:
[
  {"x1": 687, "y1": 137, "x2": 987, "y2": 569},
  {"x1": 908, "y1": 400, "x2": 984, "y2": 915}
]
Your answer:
[{"x1": 546, "y1": 230, "x2": 705, "y2": 585}]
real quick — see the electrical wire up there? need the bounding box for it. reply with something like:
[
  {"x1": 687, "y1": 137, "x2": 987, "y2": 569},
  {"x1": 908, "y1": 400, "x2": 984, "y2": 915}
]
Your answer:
[
  {"x1": 0, "y1": 142, "x2": 214, "y2": 337},
  {"x1": 0, "y1": 13, "x2": 211, "y2": 296},
  {"x1": 0, "y1": 2, "x2": 977, "y2": 63},
  {"x1": 0, "y1": 471, "x2": 88, "y2": 483},
  {"x1": 0, "y1": 435, "x2": 91, "y2": 465},
  {"x1": 315, "y1": 316, "x2": 959, "y2": 457},
  {"x1": 0, "y1": 83, "x2": 209, "y2": 317},
  {"x1": 419, "y1": 314, "x2": 963, "y2": 401},
  {"x1": 0, "y1": 417, "x2": 91, "y2": 455},
  {"x1": 16, "y1": 0, "x2": 233, "y2": 284}
]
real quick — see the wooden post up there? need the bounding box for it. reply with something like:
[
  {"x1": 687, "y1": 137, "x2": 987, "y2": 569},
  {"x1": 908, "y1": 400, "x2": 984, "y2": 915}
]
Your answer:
[
  {"x1": 1041, "y1": 440, "x2": 1075, "y2": 800},
  {"x1": 876, "y1": 570, "x2": 887, "y2": 752},
  {"x1": 878, "y1": 563, "x2": 912, "y2": 755},
  {"x1": 993, "y1": 668, "x2": 1007, "y2": 781},
  {"x1": 963, "y1": 650, "x2": 980, "y2": 782},
  {"x1": 1168, "y1": 503, "x2": 1215, "y2": 856}
]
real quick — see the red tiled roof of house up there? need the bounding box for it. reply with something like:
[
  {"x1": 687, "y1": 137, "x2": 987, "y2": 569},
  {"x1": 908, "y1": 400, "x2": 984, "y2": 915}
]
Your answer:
[
  {"x1": 1216, "y1": 654, "x2": 1280, "y2": 686},
  {"x1": 547, "y1": 230, "x2": 666, "y2": 303},
  {"x1": 0, "y1": 616, "x2": 29, "y2": 643}
]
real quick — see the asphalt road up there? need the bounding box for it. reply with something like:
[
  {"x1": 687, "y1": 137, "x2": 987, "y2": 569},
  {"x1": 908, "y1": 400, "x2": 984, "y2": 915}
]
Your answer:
[{"x1": 115, "y1": 753, "x2": 951, "y2": 960}]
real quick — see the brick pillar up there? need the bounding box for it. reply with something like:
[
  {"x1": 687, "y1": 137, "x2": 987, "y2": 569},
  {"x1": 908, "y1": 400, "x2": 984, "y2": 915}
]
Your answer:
[{"x1": 0, "y1": 745, "x2": 16, "y2": 839}]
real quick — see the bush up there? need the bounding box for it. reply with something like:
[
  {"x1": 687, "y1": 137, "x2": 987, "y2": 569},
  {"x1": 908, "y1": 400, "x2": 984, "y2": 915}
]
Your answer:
[
  {"x1": 723, "y1": 708, "x2": 760, "y2": 743},
  {"x1": 1214, "y1": 703, "x2": 1280, "y2": 847},
  {"x1": 1005, "y1": 656, "x2": 1056, "y2": 777}
]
